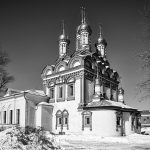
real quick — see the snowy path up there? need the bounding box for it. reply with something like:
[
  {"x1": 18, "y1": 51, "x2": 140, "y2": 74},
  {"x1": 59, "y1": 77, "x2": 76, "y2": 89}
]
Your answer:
[{"x1": 56, "y1": 134, "x2": 150, "y2": 150}]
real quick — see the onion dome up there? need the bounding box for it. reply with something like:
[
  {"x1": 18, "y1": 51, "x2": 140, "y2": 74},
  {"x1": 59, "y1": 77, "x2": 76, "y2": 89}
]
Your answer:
[
  {"x1": 77, "y1": 7, "x2": 92, "y2": 35},
  {"x1": 95, "y1": 25, "x2": 107, "y2": 47},
  {"x1": 97, "y1": 35, "x2": 107, "y2": 47},
  {"x1": 118, "y1": 87, "x2": 124, "y2": 95},
  {"x1": 59, "y1": 34, "x2": 70, "y2": 44},
  {"x1": 59, "y1": 21, "x2": 70, "y2": 44},
  {"x1": 77, "y1": 23, "x2": 92, "y2": 35}
]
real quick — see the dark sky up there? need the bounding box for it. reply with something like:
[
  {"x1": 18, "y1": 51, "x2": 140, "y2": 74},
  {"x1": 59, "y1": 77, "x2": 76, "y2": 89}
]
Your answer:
[{"x1": 0, "y1": 0, "x2": 149, "y2": 110}]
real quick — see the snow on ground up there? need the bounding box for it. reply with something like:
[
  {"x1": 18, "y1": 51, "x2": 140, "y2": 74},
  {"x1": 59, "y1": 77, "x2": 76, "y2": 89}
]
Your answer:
[
  {"x1": 0, "y1": 127, "x2": 62, "y2": 150},
  {"x1": 1, "y1": 127, "x2": 150, "y2": 150},
  {"x1": 55, "y1": 133, "x2": 150, "y2": 150}
]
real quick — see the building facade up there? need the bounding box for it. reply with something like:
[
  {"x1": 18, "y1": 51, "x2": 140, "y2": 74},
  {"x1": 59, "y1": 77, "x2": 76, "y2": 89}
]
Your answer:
[{"x1": 0, "y1": 8, "x2": 141, "y2": 136}]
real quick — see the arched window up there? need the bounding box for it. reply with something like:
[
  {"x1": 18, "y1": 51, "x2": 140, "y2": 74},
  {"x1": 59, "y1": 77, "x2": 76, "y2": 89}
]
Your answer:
[
  {"x1": 56, "y1": 110, "x2": 69, "y2": 130},
  {"x1": 56, "y1": 110, "x2": 62, "y2": 129},
  {"x1": 82, "y1": 111, "x2": 92, "y2": 131},
  {"x1": 62, "y1": 110, "x2": 69, "y2": 130}
]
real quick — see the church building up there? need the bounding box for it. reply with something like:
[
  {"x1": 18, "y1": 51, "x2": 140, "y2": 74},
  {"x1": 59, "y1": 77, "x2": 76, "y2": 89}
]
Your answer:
[{"x1": 0, "y1": 8, "x2": 141, "y2": 137}]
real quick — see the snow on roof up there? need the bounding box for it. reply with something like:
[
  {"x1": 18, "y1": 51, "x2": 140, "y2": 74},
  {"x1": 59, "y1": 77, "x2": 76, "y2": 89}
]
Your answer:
[
  {"x1": 25, "y1": 89, "x2": 46, "y2": 96},
  {"x1": 87, "y1": 100, "x2": 137, "y2": 110},
  {"x1": 3, "y1": 88, "x2": 23, "y2": 97},
  {"x1": 24, "y1": 90, "x2": 48, "y2": 105}
]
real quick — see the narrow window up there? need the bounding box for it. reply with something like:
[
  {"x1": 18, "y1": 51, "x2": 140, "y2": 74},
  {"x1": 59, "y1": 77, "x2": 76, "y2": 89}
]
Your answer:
[
  {"x1": 85, "y1": 116, "x2": 90, "y2": 126},
  {"x1": 50, "y1": 88, "x2": 54, "y2": 99},
  {"x1": 63, "y1": 110, "x2": 69, "y2": 129},
  {"x1": 58, "y1": 117, "x2": 62, "y2": 125},
  {"x1": 58, "y1": 86, "x2": 63, "y2": 98},
  {"x1": 68, "y1": 83, "x2": 74, "y2": 97},
  {"x1": 3, "y1": 111, "x2": 6, "y2": 124},
  {"x1": 117, "y1": 116, "x2": 121, "y2": 126},
  {"x1": 56, "y1": 110, "x2": 62, "y2": 129},
  {"x1": 10, "y1": 110, "x2": 13, "y2": 124},
  {"x1": 64, "y1": 117, "x2": 68, "y2": 125},
  {"x1": 16, "y1": 109, "x2": 20, "y2": 124}
]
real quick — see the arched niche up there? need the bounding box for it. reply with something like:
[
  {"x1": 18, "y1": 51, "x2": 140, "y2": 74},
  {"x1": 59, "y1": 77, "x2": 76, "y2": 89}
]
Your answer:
[
  {"x1": 73, "y1": 60, "x2": 80, "y2": 67},
  {"x1": 46, "y1": 70, "x2": 52, "y2": 75},
  {"x1": 55, "y1": 61, "x2": 67, "y2": 72},
  {"x1": 58, "y1": 65, "x2": 65, "y2": 72},
  {"x1": 42, "y1": 65, "x2": 54, "y2": 76},
  {"x1": 69, "y1": 57, "x2": 82, "y2": 68}
]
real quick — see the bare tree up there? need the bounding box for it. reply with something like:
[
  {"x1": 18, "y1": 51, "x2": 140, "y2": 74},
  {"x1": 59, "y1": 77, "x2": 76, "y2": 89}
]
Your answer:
[{"x1": 0, "y1": 49, "x2": 14, "y2": 96}]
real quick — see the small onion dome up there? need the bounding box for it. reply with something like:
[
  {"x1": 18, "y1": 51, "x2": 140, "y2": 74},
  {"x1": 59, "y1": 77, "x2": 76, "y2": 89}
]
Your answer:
[
  {"x1": 95, "y1": 25, "x2": 107, "y2": 48},
  {"x1": 59, "y1": 34, "x2": 67, "y2": 40},
  {"x1": 118, "y1": 87, "x2": 124, "y2": 95},
  {"x1": 77, "y1": 23, "x2": 92, "y2": 35},
  {"x1": 97, "y1": 36, "x2": 107, "y2": 47},
  {"x1": 59, "y1": 34, "x2": 70, "y2": 44}
]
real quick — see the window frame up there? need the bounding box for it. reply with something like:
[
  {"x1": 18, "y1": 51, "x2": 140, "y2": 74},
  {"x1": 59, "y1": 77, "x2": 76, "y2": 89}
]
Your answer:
[
  {"x1": 62, "y1": 110, "x2": 69, "y2": 129},
  {"x1": 57, "y1": 84, "x2": 65, "y2": 102},
  {"x1": 56, "y1": 110, "x2": 62, "y2": 129},
  {"x1": 116, "y1": 111, "x2": 123, "y2": 131},
  {"x1": 56, "y1": 110, "x2": 69, "y2": 130},
  {"x1": 82, "y1": 111, "x2": 92, "y2": 131},
  {"x1": 84, "y1": 116, "x2": 90, "y2": 127},
  {"x1": 67, "y1": 78, "x2": 75, "y2": 101},
  {"x1": 49, "y1": 86, "x2": 55, "y2": 103}
]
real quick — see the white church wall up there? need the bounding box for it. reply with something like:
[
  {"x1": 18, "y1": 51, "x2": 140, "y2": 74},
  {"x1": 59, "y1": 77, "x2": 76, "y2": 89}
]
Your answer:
[
  {"x1": 91, "y1": 110, "x2": 119, "y2": 136},
  {"x1": 50, "y1": 78, "x2": 82, "y2": 134}
]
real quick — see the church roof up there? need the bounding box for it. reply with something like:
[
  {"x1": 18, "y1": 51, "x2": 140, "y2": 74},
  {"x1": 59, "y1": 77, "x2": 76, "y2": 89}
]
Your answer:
[
  {"x1": 86, "y1": 100, "x2": 137, "y2": 111},
  {"x1": 24, "y1": 89, "x2": 49, "y2": 105},
  {"x1": 25, "y1": 89, "x2": 46, "y2": 96},
  {"x1": 2, "y1": 88, "x2": 23, "y2": 98}
]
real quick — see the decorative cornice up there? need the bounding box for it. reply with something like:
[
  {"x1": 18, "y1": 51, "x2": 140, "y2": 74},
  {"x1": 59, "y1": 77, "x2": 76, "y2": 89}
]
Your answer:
[{"x1": 44, "y1": 69, "x2": 85, "y2": 87}]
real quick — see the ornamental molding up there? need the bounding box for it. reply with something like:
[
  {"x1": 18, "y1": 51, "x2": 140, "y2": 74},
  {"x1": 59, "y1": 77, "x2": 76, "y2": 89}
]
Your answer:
[{"x1": 45, "y1": 70, "x2": 85, "y2": 87}]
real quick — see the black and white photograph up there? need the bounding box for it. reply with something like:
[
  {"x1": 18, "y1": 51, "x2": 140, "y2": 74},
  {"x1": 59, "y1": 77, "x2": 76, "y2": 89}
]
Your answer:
[{"x1": 0, "y1": 0, "x2": 150, "y2": 149}]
